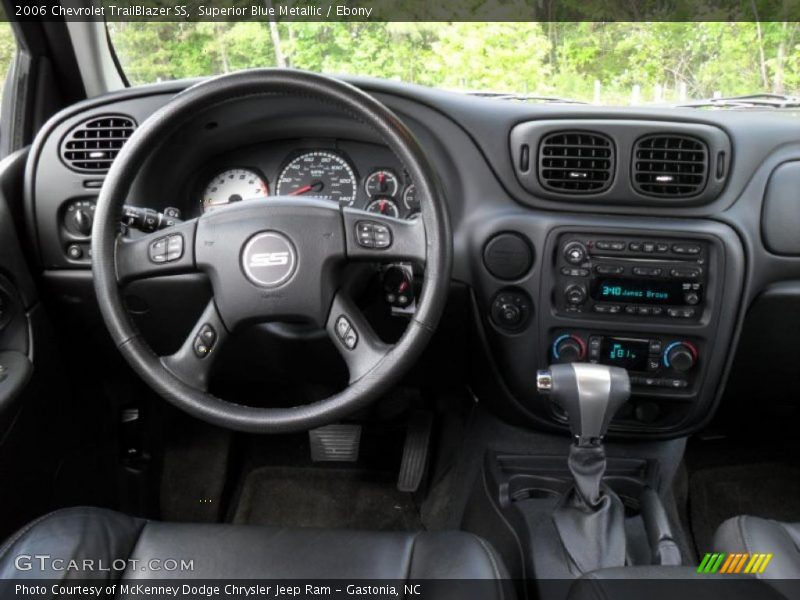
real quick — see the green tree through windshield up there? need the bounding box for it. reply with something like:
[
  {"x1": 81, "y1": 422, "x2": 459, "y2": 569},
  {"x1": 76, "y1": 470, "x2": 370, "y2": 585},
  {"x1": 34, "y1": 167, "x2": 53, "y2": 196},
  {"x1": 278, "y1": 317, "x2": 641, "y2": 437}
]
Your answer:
[{"x1": 108, "y1": 22, "x2": 800, "y2": 104}]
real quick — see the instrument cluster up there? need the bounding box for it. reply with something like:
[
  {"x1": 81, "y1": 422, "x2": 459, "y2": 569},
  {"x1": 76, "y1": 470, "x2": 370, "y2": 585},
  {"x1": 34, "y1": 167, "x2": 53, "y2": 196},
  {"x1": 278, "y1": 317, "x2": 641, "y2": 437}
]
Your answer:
[{"x1": 196, "y1": 140, "x2": 420, "y2": 220}]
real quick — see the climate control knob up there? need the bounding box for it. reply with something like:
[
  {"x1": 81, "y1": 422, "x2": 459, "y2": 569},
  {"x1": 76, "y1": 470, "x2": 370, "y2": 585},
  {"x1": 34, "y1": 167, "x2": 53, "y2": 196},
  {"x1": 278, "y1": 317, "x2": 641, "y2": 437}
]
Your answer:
[
  {"x1": 564, "y1": 284, "x2": 587, "y2": 305},
  {"x1": 663, "y1": 341, "x2": 698, "y2": 373},
  {"x1": 563, "y1": 241, "x2": 587, "y2": 265},
  {"x1": 552, "y1": 334, "x2": 586, "y2": 363}
]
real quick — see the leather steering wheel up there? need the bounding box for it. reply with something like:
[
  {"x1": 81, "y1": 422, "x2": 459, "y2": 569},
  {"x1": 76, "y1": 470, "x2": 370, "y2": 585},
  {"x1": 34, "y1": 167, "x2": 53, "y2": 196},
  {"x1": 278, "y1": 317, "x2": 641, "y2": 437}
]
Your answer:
[{"x1": 92, "y1": 69, "x2": 452, "y2": 433}]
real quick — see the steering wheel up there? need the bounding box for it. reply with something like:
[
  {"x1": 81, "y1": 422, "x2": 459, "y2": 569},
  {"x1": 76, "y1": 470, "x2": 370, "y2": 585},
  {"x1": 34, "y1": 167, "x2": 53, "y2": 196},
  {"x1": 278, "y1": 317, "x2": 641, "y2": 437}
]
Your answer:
[{"x1": 92, "y1": 69, "x2": 452, "y2": 433}]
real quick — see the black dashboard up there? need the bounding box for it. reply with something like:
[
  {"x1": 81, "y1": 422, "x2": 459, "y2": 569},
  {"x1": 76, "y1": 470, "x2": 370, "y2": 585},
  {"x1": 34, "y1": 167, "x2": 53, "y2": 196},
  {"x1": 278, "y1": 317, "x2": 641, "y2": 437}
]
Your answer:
[{"x1": 22, "y1": 75, "x2": 800, "y2": 439}]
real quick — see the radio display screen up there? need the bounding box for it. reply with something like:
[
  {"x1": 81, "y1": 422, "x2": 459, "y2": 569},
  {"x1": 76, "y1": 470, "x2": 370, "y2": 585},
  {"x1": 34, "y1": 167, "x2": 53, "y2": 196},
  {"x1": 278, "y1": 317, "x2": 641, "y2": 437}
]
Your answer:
[
  {"x1": 600, "y1": 337, "x2": 650, "y2": 371},
  {"x1": 591, "y1": 278, "x2": 689, "y2": 305}
]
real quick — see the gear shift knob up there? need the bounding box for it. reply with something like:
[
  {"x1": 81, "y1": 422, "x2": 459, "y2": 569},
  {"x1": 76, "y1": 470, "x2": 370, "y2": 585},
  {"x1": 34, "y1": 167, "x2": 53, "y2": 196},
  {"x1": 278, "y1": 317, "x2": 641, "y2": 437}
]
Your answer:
[{"x1": 537, "y1": 363, "x2": 630, "y2": 446}]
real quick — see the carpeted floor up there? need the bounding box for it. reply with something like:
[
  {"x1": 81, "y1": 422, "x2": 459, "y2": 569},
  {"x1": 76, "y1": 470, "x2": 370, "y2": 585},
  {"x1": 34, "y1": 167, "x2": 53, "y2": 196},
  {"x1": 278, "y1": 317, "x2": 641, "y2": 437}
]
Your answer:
[
  {"x1": 232, "y1": 466, "x2": 423, "y2": 530},
  {"x1": 689, "y1": 462, "x2": 800, "y2": 554}
]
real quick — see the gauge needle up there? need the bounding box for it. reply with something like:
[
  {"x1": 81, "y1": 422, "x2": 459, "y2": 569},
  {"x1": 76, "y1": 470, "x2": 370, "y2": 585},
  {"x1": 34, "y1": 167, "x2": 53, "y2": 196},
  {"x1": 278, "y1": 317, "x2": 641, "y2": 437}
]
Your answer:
[{"x1": 290, "y1": 181, "x2": 323, "y2": 196}]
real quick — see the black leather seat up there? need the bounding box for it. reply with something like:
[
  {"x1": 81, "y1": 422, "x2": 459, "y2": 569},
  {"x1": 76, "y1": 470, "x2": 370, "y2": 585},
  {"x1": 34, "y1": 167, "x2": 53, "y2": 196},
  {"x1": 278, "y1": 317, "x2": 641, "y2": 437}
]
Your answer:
[
  {"x1": 0, "y1": 507, "x2": 510, "y2": 598},
  {"x1": 714, "y1": 515, "x2": 800, "y2": 580}
]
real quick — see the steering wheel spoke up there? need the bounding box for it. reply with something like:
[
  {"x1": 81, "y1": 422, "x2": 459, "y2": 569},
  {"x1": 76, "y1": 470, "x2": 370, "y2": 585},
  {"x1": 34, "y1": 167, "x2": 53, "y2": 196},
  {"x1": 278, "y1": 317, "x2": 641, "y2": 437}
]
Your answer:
[
  {"x1": 342, "y1": 208, "x2": 426, "y2": 264},
  {"x1": 160, "y1": 300, "x2": 228, "y2": 391},
  {"x1": 115, "y1": 219, "x2": 198, "y2": 284},
  {"x1": 326, "y1": 290, "x2": 390, "y2": 384}
]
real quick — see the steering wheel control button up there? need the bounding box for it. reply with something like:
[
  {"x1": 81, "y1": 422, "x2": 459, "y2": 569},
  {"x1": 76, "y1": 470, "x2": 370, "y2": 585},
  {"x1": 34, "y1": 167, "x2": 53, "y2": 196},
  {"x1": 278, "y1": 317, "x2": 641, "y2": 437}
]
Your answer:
[
  {"x1": 241, "y1": 231, "x2": 297, "y2": 288},
  {"x1": 166, "y1": 234, "x2": 184, "y2": 261},
  {"x1": 483, "y1": 232, "x2": 533, "y2": 280},
  {"x1": 149, "y1": 237, "x2": 167, "y2": 263},
  {"x1": 334, "y1": 315, "x2": 358, "y2": 349},
  {"x1": 355, "y1": 221, "x2": 392, "y2": 249},
  {"x1": 193, "y1": 324, "x2": 217, "y2": 359}
]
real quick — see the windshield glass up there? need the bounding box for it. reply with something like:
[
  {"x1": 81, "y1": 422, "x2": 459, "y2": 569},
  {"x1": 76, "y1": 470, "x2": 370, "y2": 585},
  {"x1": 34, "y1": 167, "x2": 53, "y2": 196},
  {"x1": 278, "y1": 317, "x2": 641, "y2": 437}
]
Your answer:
[{"x1": 107, "y1": 22, "x2": 800, "y2": 106}]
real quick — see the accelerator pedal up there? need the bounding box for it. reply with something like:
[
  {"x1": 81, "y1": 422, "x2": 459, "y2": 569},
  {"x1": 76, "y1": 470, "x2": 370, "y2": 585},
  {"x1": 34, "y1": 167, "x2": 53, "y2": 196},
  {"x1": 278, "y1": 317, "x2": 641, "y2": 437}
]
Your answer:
[
  {"x1": 309, "y1": 424, "x2": 362, "y2": 462},
  {"x1": 397, "y1": 410, "x2": 434, "y2": 492}
]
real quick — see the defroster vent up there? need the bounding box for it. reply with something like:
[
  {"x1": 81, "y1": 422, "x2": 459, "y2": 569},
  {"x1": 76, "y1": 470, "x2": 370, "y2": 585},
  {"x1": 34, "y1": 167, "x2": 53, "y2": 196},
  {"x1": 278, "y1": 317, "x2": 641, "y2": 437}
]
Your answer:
[
  {"x1": 538, "y1": 131, "x2": 614, "y2": 193},
  {"x1": 60, "y1": 115, "x2": 136, "y2": 172},
  {"x1": 633, "y1": 134, "x2": 708, "y2": 197}
]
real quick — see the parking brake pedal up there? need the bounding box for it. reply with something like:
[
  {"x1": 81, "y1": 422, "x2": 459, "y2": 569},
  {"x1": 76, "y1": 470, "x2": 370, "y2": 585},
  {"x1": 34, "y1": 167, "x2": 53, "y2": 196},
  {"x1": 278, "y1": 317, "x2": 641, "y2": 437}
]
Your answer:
[
  {"x1": 309, "y1": 424, "x2": 362, "y2": 462},
  {"x1": 397, "y1": 410, "x2": 434, "y2": 492}
]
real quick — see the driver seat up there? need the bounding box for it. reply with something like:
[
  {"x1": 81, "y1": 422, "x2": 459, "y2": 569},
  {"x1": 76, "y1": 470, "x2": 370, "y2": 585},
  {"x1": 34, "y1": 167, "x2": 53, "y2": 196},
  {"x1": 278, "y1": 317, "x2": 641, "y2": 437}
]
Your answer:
[{"x1": 0, "y1": 507, "x2": 511, "y2": 596}]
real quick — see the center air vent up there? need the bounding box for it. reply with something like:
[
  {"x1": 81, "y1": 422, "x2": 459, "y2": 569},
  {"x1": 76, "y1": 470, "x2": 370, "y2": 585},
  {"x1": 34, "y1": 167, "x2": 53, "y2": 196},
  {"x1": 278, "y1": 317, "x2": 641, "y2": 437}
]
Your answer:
[
  {"x1": 538, "y1": 131, "x2": 614, "y2": 193},
  {"x1": 633, "y1": 135, "x2": 708, "y2": 197},
  {"x1": 60, "y1": 115, "x2": 136, "y2": 173}
]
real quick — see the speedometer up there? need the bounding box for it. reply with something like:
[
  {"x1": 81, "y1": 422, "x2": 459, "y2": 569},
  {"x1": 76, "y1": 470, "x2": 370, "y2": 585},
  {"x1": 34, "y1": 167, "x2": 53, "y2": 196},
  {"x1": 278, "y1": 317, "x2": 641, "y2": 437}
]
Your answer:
[
  {"x1": 275, "y1": 151, "x2": 357, "y2": 206},
  {"x1": 202, "y1": 168, "x2": 268, "y2": 213}
]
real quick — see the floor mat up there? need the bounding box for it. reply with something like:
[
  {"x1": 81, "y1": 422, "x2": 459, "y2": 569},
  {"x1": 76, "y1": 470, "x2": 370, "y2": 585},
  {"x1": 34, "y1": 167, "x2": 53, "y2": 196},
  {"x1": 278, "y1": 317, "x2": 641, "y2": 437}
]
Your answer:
[
  {"x1": 232, "y1": 466, "x2": 423, "y2": 531},
  {"x1": 689, "y1": 462, "x2": 800, "y2": 554}
]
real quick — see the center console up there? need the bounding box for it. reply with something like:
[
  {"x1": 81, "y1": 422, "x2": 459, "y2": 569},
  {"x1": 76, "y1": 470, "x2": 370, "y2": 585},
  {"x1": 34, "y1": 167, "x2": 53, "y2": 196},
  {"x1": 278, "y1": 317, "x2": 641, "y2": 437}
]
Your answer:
[{"x1": 472, "y1": 215, "x2": 744, "y2": 438}]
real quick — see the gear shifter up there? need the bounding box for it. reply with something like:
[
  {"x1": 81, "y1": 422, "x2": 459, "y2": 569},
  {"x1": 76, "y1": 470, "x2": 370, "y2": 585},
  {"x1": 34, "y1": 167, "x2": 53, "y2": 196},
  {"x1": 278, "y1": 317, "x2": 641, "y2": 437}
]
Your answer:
[{"x1": 537, "y1": 363, "x2": 631, "y2": 574}]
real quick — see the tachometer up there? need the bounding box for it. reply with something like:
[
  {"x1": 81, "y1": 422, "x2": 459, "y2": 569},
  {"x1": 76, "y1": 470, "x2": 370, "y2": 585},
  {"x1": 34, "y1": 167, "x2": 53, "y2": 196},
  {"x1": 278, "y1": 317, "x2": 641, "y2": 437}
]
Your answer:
[
  {"x1": 202, "y1": 168, "x2": 268, "y2": 213},
  {"x1": 275, "y1": 151, "x2": 357, "y2": 206}
]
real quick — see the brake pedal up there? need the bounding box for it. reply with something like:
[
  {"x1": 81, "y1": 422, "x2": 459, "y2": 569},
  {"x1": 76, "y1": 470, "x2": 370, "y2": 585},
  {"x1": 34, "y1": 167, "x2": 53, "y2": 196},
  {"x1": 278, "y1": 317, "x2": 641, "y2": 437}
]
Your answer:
[
  {"x1": 397, "y1": 410, "x2": 434, "y2": 492},
  {"x1": 309, "y1": 424, "x2": 362, "y2": 462}
]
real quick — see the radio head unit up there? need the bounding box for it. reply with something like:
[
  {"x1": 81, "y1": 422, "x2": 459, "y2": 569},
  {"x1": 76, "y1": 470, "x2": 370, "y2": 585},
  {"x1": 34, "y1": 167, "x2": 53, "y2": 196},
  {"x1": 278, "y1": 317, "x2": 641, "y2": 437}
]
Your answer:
[{"x1": 554, "y1": 233, "x2": 707, "y2": 321}]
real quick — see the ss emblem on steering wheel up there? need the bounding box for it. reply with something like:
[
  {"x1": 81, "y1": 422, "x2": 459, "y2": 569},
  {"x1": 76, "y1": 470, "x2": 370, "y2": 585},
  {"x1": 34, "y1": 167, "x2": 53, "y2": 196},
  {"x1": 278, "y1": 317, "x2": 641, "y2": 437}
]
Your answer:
[{"x1": 241, "y1": 231, "x2": 297, "y2": 287}]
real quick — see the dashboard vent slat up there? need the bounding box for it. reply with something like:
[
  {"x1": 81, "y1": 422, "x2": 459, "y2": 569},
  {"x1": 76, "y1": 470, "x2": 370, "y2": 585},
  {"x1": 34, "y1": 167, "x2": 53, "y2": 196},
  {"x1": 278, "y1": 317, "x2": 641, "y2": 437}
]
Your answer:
[
  {"x1": 538, "y1": 131, "x2": 614, "y2": 193},
  {"x1": 60, "y1": 115, "x2": 137, "y2": 173},
  {"x1": 632, "y1": 134, "x2": 708, "y2": 197}
]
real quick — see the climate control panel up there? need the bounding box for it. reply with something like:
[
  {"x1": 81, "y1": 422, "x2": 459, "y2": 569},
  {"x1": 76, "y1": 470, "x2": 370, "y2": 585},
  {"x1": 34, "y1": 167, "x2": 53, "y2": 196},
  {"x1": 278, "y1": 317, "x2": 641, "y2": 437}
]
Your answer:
[{"x1": 550, "y1": 331, "x2": 699, "y2": 391}]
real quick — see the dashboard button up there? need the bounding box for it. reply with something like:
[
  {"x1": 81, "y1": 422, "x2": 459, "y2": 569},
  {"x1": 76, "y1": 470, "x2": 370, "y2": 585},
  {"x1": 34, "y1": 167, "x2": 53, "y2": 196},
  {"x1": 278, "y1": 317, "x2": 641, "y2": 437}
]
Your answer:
[
  {"x1": 563, "y1": 242, "x2": 587, "y2": 265},
  {"x1": 672, "y1": 243, "x2": 701, "y2": 255},
  {"x1": 628, "y1": 242, "x2": 642, "y2": 252},
  {"x1": 596, "y1": 264, "x2": 624, "y2": 275},
  {"x1": 656, "y1": 243, "x2": 670, "y2": 253}
]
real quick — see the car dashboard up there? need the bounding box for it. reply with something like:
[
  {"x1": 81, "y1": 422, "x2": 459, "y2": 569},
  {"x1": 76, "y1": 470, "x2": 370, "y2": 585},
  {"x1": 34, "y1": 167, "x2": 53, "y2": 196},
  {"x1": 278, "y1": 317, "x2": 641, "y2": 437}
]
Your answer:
[{"x1": 21, "y1": 75, "x2": 800, "y2": 440}]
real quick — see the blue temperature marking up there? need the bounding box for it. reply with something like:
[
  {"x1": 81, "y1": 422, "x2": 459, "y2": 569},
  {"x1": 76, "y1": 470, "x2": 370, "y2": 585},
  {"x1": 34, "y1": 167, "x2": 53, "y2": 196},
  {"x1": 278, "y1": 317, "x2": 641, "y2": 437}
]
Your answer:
[
  {"x1": 552, "y1": 334, "x2": 571, "y2": 359},
  {"x1": 663, "y1": 341, "x2": 682, "y2": 367}
]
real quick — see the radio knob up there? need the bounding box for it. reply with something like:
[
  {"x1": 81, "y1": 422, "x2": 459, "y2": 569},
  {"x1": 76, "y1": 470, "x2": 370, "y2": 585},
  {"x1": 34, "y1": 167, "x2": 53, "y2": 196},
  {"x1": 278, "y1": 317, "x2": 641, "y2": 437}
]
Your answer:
[
  {"x1": 552, "y1": 334, "x2": 586, "y2": 363},
  {"x1": 564, "y1": 284, "x2": 587, "y2": 305},
  {"x1": 664, "y1": 342, "x2": 697, "y2": 372},
  {"x1": 563, "y1": 242, "x2": 587, "y2": 265}
]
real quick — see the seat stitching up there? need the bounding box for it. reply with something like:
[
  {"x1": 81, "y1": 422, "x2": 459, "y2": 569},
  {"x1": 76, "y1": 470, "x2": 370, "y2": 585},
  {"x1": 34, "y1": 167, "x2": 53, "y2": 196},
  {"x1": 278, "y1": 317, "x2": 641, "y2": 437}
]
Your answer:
[{"x1": 470, "y1": 533, "x2": 505, "y2": 600}]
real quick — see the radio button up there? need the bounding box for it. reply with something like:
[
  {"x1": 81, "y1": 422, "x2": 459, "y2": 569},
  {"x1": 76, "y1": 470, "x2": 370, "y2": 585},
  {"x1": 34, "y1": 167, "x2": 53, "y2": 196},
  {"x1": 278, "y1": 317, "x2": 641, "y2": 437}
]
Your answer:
[
  {"x1": 670, "y1": 268, "x2": 701, "y2": 279},
  {"x1": 609, "y1": 241, "x2": 626, "y2": 251},
  {"x1": 649, "y1": 340, "x2": 663, "y2": 354},
  {"x1": 637, "y1": 306, "x2": 652, "y2": 315},
  {"x1": 564, "y1": 242, "x2": 587, "y2": 265},
  {"x1": 628, "y1": 242, "x2": 642, "y2": 252},
  {"x1": 643, "y1": 242, "x2": 656, "y2": 253},
  {"x1": 656, "y1": 243, "x2": 670, "y2": 253},
  {"x1": 624, "y1": 305, "x2": 638, "y2": 315},
  {"x1": 561, "y1": 267, "x2": 589, "y2": 277},
  {"x1": 596, "y1": 264, "x2": 624, "y2": 275},
  {"x1": 607, "y1": 304, "x2": 621, "y2": 314},
  {"x1": 651, "y1": 307, "x2": 664, "y2": 316},
  {"x1": 564, "y1": 284, "x2": 587, "y2": 305},
  {"x1": 593, "y1": 304, "x2": 610, "y2": 313},
  {"x1": 672, "y1": 243, "x2": 701, "y2": 255},
  {"x1": 684, "y1": 292, "x2": 701, "y2": 305}
]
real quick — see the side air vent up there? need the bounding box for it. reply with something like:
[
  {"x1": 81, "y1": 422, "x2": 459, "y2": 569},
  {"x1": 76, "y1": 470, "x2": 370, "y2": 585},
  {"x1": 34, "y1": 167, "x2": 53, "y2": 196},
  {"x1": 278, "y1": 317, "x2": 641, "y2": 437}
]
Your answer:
[
  {"x1": 538, "y1": 131, "x2": 614, "y2": 193},
  {"x1": 632, "y1": 135, "x2": 708, "y2": 197},
  {"x1": 60, "y1": 115, "x2": 136, "y2": 172}
]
